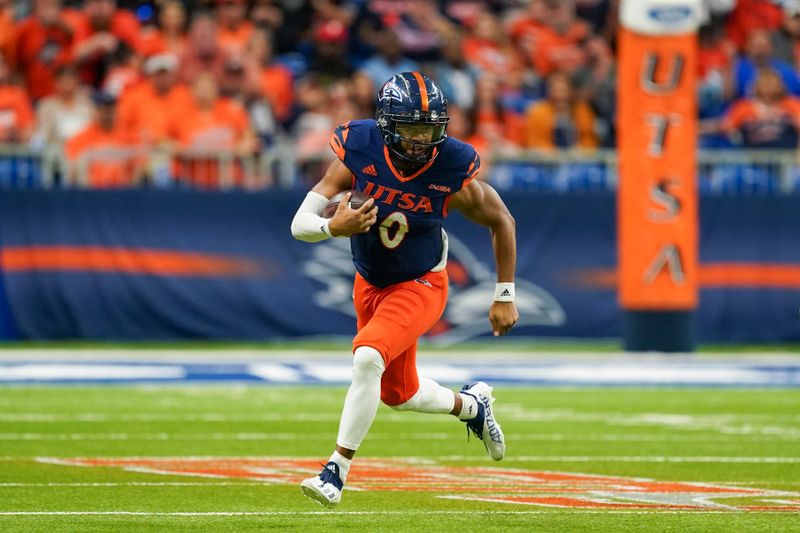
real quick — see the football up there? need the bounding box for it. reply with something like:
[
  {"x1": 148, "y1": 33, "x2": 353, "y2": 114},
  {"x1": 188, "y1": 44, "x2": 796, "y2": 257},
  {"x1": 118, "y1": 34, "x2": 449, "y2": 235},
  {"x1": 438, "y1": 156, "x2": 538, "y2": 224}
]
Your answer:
[{"x1": 323, "y1": 190, "x2": 371, "y2": 218}]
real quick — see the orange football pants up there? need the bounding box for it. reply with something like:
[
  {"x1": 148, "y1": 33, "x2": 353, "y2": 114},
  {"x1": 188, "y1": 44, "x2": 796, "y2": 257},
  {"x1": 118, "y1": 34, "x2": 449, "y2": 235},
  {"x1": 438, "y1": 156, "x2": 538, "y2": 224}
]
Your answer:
[{"x1": 352, "y1": 269, "x2": 449, "y2": 406}]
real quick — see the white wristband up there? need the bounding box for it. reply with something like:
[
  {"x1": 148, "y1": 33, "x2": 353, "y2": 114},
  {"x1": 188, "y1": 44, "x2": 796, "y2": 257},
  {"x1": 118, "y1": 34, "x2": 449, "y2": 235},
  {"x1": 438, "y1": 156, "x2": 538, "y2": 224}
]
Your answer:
[
  {"x1": 493, "y1": 282, "x2": 515, "y2": 302},
  {"x1": 320, "y1": 218, "x2": 332, "y2": 237}
]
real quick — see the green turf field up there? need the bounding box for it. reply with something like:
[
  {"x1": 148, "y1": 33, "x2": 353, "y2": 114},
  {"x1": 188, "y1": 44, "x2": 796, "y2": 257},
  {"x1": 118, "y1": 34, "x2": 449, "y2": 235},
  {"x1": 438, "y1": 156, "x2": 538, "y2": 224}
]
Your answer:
[{"x1": 1, "y1": 386, "x2": 799, "y2": 532}]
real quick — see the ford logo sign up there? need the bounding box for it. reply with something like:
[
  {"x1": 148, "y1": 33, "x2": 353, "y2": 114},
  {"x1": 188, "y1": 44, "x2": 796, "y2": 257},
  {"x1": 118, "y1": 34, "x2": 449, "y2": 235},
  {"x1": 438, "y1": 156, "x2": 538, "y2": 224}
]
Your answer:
[{"x1": 648, "y1": 5, "x2": 693, "y2": 25}]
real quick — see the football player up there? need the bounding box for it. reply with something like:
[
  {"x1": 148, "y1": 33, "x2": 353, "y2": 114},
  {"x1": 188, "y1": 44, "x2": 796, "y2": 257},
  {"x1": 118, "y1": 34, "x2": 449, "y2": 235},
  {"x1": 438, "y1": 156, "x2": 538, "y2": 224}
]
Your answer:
[{"x1": 291, "y1": 72, "x2": 518, "y2": 507}]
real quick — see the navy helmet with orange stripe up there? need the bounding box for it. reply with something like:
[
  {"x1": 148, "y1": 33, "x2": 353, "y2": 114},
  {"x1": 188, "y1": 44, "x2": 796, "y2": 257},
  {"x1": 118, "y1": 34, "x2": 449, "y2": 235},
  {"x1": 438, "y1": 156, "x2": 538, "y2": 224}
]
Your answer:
[{"x1": 376, "y1": 72, "x2": 450, "y2": 165}]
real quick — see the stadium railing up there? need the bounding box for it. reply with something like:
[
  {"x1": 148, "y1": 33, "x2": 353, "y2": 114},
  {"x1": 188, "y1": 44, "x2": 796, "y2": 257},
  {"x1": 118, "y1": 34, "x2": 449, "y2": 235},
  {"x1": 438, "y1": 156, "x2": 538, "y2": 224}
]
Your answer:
[
  {"x1": 0, "y1": 145, "x2": 798, "y2": 194},
  {"x1": 489, "y1": 149, "x2": 800, "y2": 195}
]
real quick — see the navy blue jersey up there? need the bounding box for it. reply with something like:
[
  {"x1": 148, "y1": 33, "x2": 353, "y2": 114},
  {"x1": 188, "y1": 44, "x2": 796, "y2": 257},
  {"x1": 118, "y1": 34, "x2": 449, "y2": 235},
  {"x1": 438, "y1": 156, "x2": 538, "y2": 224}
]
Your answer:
[{"x1": 330, "y1": 119, "x2": 480, "y2": 287}]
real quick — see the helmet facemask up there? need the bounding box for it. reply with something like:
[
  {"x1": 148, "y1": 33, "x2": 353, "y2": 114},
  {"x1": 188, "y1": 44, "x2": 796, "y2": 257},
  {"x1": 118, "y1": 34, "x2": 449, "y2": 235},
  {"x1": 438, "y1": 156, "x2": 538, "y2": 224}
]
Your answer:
[{"x1": 378, "y1": 111, "x2": 450, "y2": 165}]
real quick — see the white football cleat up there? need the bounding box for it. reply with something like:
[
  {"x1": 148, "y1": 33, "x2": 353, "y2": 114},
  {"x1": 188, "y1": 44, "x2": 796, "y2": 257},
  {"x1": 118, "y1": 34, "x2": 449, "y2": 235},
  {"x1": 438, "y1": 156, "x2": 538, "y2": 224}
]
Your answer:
[
  {"x1": 460, "y1": 381, "x2": 505, "y2": 461},
  {"x1": 300, "y1": 461, "x2": 344, "y2": 508}
]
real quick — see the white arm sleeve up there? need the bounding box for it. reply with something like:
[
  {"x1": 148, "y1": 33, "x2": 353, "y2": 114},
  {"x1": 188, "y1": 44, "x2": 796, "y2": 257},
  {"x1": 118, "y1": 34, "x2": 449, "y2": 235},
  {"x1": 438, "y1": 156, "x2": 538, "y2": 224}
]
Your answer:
[{"x1": 290, "y1": 191, "x2": 333, "y2": 242}]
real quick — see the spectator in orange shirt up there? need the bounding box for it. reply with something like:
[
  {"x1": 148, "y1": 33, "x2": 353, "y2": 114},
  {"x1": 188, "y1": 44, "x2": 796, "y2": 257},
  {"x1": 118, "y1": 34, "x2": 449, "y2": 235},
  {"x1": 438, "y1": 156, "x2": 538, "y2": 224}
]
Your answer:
[
  {"x1": 73, "y1": 0, "x2": 142, "y2": 88},
  {"x1": 170, "y1": 72, "x2": 256, "y2": 153},
  {"x1": 14, "y1": 0, "x2": 77, "y2": 101},
  {"x1": 721, "y1": 68, "x2": 800, "y2": 148},
  {"x1": 509, "y1": 0, "x2": 549, "y2": 61},
  {"x1": 32, "y1": 62, "x2": 94, "y2": 149},
  {"x1": 463, "y1": 9, "x2": 524, "y2": 80},
  {"x1": 168, "y1": 72, "x2": 257, "y2": 187},
  {"x1": 540, "y1": 0, "x2": 592, "y2": 75},
  {"x1": 218, "y1": 56, "x2": 278, "y2": 149},
  {"x1": 216, "y1": 0, "x2": 254, "y2": 59},
  {"x1": 472, "y1": 73, "x2": 521, "y2": 153},
  {"x1": 65, "y1": 91, "x2": 143, "y2": 188},
  {"x1": 524, "y1": 71, "x2": 598, "y2": 150},
  {"x1": 139, "y1": 0, "x2": 188, "y2": 58},
  {"x1": 243, "y1": 28, "x2": 294, "y2": 123},
  {"x1": 116, "y1": 52, "x2": 189, "y2": 146},
  {"x1": 512, "y1": 0, "x2": 592, "y2": 77},
  {"x1": 0, "y1": 54, "x2": 35, "y2": 144},
  {"x1": 178, "y1": 13, "x2": 230, "y2": 84}
]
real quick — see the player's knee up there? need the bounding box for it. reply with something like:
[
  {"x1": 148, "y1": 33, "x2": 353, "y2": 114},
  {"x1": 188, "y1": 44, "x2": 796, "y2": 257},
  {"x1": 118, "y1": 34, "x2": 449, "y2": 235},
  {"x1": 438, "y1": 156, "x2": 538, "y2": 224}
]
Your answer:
[
  {"x1": 352, "y1": 346, "x2": 385, "y2": 379},
  {"x1": 389, "y1": 388, "x2": 422, "y2": 411}
]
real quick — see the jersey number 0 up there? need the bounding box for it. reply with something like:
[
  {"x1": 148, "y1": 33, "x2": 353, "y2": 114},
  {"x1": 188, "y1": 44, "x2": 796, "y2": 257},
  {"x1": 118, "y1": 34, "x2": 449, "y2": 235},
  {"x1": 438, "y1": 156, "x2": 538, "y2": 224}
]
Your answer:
[{"x1": 379, "y1": 212, "x2": 409, "y2": 249}]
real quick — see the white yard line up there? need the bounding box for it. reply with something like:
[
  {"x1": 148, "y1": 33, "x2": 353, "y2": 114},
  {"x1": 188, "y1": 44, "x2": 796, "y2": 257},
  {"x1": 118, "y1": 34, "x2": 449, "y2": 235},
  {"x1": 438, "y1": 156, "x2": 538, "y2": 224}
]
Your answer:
[
  {"x1": 0, "y1": 413, "x2": 345, "y2": 422},
  {"x1": 0, "y1": 431, "x2": 798, "y2": 442},
  {"x1": 14, "y1": 453, "x2": 800, "y2": 463},
  {"x1": 20, "y1": 453, "x2": 800, "y2": 461},
  {"x1": 0, "y1": 482, "x2": 253, "y2": 487},
  {"x1": 1, "y1": 411, "x2": 798, "y2": 424},
  {"x1": 439, "y1": 455, "x2": 800, "y2": 463},
  {"x1": 0, "y1": 432, "x2": 455, "y2": 441},
  {"x1": 711, "y1": 481, "x2": 800, "y2": 486},
  {"x1": 6, "y1": 453, "x2": 798, "y2": 464}
]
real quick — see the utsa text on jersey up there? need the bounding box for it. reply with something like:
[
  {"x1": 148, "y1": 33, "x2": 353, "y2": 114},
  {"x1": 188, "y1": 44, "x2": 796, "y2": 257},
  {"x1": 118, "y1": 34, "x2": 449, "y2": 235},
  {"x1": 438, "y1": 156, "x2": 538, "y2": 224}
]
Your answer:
[{"x1": 362, "y1": 180, "x2": 434, "y2": 213}]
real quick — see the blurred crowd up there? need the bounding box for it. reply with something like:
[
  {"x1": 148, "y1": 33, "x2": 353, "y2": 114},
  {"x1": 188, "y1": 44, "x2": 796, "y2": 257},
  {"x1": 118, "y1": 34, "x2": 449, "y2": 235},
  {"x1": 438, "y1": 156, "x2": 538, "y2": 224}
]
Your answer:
[{"x1": 1, "y1": 0, "x2": 800, "y2": 188}]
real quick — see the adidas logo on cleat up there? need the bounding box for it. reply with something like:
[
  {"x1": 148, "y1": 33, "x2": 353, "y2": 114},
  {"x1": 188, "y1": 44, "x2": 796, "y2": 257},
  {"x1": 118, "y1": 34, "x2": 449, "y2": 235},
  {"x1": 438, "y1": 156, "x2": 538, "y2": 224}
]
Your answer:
[
  {"x1": 300, "y1": 461, "x2": 344, "y2": 507},
  {"x1": 460, "y1": 381, "x2": 505, "y2": 461}
]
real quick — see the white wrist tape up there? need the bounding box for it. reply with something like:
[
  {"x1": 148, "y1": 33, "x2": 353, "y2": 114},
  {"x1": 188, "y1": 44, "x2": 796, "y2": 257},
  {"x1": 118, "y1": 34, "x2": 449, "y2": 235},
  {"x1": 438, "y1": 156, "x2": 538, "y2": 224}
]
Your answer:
[
  {"x1": 493, "y1": 282, "x2": 515, "y2": 302},
  {"x1": 291, "y1": 191, "x2": 332, "y2": 242}
]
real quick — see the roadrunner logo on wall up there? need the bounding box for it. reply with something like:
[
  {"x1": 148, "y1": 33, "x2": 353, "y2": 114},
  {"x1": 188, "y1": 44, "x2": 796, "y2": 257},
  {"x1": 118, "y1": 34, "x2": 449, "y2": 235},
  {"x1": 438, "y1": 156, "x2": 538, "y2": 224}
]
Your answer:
[{"x1": 302, "y1": 234, "x2": 565, "y2": 344}]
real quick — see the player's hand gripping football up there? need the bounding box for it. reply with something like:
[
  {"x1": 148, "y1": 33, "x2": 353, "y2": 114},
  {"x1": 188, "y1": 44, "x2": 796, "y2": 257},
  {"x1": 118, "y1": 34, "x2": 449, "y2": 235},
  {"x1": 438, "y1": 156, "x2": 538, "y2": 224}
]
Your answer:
[
  {"x1": 489, "y1": 301, "x2": 519, "y2": 337},
  {"x1": 329, "y1": 193, "x2": 378, "y2": 237}
]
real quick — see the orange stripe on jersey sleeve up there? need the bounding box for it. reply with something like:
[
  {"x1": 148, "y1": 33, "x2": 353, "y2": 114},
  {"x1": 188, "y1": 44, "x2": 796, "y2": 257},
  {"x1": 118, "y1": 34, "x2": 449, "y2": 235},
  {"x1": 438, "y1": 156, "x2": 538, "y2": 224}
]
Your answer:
[
  {"x1": 412, "y1": 72, "x2": 429, "y2": 112},
  {"x1": 464, "y1": 153, "x2": 481, "y2": 185},
  {"x1": 329, "y1": 132, "x2": 346, "y2": 161}
]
